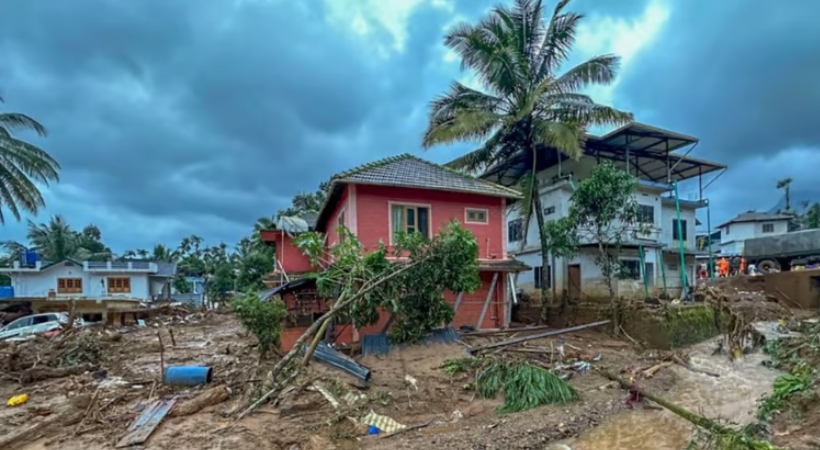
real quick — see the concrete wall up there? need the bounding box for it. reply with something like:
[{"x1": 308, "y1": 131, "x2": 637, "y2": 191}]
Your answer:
[
  {"x1": 764, "y1": 269, "x2": 820, "y2": 310},
  {"x1": 8, "y1": 261, "x2": 154, "y2": 300},
  {"x1": 506, "y1": 155, "x2": 700, "y2": 299},
  {"x1": 516, "y1": 247, "x2": 696, "y2": 299},
  {"x1": 718, "y1": 220, "x2": 790, "y2": 255}
]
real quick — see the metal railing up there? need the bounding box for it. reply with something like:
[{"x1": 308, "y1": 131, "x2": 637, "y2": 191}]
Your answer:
[{"x1": 83, "y1": 261, "x2": 156, "y2": 271}]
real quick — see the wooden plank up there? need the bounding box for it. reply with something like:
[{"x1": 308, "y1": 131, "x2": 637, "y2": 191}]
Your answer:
[
  {"x1": 468, "y1": 320, "x2": 611, "y2": 354},
  {"x1": 116, "y1": 397, "x2": 177, "y2": 448},
  {"x1": 477, "y1": 273, "x2": 499, "y2": 329}
]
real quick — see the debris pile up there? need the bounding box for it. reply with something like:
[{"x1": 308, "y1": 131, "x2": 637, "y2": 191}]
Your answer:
[{"x1": 0, "y1": 311, "x2": 252, "y2": 449}]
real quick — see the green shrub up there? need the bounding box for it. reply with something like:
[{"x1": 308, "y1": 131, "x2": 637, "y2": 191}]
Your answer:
[{"x1": 231, "y1": 291, "x2": 288, "y2": 357}]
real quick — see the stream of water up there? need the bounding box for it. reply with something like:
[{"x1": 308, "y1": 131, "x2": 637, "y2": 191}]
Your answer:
[{"x1": 569, "y1": 326, "x2": 782, "y2": 450}]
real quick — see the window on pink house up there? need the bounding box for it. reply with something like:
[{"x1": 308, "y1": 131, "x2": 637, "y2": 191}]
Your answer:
[{"x1": 391, "y1": 204, "x2": 430, "y2": 241}]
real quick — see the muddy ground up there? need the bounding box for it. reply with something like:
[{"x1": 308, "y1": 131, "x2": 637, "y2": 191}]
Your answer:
[
  {"x1": 0, "y1": 315, "x2": 677, "y2": 450},
  {"x1": 0, "y1": 276, "x2": 813, "y2": 450}
]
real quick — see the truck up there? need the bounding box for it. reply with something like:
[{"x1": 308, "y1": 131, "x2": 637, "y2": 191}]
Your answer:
[{"x1": 742, "y1": 228, "x2": 820, "y2": 273}]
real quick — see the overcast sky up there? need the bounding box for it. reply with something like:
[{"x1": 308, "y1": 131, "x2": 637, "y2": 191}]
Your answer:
[{"x1": 1, "y1": 0, "x2": 818, "y2": 253}]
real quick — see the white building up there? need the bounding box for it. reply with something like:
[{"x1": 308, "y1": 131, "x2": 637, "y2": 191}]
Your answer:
[
  {"x1": 715, "y1": 212, "x2": 793, "y2": 255},
  {"x1": 0, "y1": 258, "x2": 176, "y2": 302},
  {"x1": 481, "y1": 123, "x2": 727, "y2": 299}
]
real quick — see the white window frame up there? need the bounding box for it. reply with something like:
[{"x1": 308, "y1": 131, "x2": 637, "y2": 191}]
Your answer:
[
  {"x1": 387, "y1": 201, "x2": 433, "y2": 245},
  {"x1": 464, "y1": 208, "x2": 489, "y2": 225}
]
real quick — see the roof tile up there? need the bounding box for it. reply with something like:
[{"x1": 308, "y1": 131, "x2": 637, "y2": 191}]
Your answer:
[{"x1": 334, "y1": 154, "x2": 521, "y2": 199}]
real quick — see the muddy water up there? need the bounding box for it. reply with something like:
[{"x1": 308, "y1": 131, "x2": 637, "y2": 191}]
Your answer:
[{"x1": 571, "y1": 331, "x2": 780, "y2": 450}]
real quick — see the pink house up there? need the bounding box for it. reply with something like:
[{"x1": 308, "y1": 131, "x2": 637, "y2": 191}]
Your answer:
[{"x1": 261, "y1": 154, "x2": 528, "y2": 350}]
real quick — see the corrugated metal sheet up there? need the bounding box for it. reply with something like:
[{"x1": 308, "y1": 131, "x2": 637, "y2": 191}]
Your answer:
[
  {"x1": 361, "y1": 333, "x2": 390, "y2": 356},
  {"x1": 312, "y1": 342, "x2": 372, "y2": 384},
  {"x1": 361, "y1": 326, "x2": 459, "y2": 356}
]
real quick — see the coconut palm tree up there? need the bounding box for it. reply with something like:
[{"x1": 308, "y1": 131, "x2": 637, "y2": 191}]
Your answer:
[
  {"x1": 422, "y1": 0, "x2": 632, "y2": 302},
  {"x1": 20, "y1": 215, "x2": 110, "y2": 261},
  {"x1": 0, "y1": 95, "x2": 61, "y2": 223},
  {"x1": 151, "y1": 244, "x2": 178, "y2": 262}
]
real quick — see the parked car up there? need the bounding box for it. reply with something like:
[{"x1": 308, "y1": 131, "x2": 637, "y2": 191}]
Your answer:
[{"x1": 0, "y1": 312, "x2": 73, "y2": 341}]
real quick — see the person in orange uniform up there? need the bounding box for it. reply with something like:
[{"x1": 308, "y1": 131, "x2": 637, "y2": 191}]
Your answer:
[
  {"x1": 739, "y1": 257, "x2": 747, "y2": 275},
  {"x1": 718, "y1": 257, "x2": 729, "y2": 277}
]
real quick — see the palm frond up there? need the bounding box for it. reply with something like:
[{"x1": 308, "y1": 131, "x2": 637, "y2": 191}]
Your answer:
[
  {"x1": 533, "y1": 119, "x2": 584, "y2": 159},
  {"x1": 0, "y1": 158, "x2": 46, "y2": 223},
  {"x1": 0, "y1": 113, "x2": 47, "y2": 137},
  {"x1": 445, "y1": 357, "x2": 578, "y2": 413},
  {"x1": 511, "y1": 0, "x2": 546, "y2": 66},
  {"x1": 552, "y1": 54, "x2": 621, "y2": 93},
  {"x1": 444, "y1": 15, "x2": 526, "y2": 96},
  {"x1": 0, "y1": 136, "x2": 61, "y2": 182},
  {"x1": 536, "y1": 0, "x2": 583, "y2": 77},
  {"x1": 548, "y1": 98, "x2": 633, "y2": 127},
  {"x1": 424, "y1": 110, "x2": 503, "y2": 148},
  {"x1": 445, "y1": 130, "x2": 507, "y2": 173},
  {"x1": 423, "y1": 82, "x2": 506, "y2": 148}
]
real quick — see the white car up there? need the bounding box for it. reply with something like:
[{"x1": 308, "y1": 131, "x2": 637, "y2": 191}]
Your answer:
[{"x1": 0, "y1": 312, "x2": 71, "y2": 341}]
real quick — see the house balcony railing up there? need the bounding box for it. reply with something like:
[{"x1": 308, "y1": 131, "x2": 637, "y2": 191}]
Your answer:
[
  {"x1": 576, "y1": 224, "x2": 661, "y2": 246},
  {"x1": 0, "y1": 261, "x2": 43, "y2": 271},
  {"x1": 84, "y1": 261, "x2": 157, "y2": 272}
]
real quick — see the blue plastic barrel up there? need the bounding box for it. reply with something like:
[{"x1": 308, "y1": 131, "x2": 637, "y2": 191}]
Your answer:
[
  {"x1": 163, "y1": 366, "x2": 213, "y2": 386},
  {"x1": 0, "y1": 286, "x2": 13, "y2": 299}
]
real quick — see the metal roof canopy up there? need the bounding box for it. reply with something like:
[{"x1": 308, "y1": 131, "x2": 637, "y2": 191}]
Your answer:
[{"x1": 481, "y1": 122, "x2": 727, "y2": 186}]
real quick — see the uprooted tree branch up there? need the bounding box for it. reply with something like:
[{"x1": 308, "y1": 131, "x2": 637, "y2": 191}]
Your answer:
[{"x1": 236, "y1": 221, "x2": 482, "y2": 419}]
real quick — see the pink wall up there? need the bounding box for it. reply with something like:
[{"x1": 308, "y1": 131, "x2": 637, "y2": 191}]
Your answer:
[
  {"x1": 325, "y1": 187, "x2": 349, "y2": 247},
  {"x1": 352, "y1": 184, "x2": 507, "y2": 259},
  {"x1": 259, "y1": 230, "x2": 314, "y2": 274}
]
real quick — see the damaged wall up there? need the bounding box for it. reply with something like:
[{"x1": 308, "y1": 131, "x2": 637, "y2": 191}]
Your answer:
[{"x1": 764, "y1": 270, "x2": 820, "y2": 310}]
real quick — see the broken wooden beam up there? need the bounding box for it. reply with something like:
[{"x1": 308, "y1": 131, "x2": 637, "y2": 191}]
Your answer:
[{"x1": 468, "y1": 320, "x2": 611, "y2": 354}]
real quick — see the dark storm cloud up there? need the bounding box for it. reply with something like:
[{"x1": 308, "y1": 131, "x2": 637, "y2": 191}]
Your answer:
[
  {"x1": 0, "y1": 0, "x2": 664, "y2": 250},
  {"x1": 615, "y1": 0, "x2": 820, "y2": 166},
  {"x1": 612, "y1": 0, "x2": 820, "y2": 226},
  {"x1": 0, "y1": 0, "x2": 471, "y2": 249}
]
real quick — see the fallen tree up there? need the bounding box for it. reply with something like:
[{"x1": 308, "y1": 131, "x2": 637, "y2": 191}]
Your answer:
[
  {"x1": 236, "y1": 221, "x2": 482, "y2": 419},
  {"x1": 602, "y1": 370, "x2": 782, "y2": 450}
]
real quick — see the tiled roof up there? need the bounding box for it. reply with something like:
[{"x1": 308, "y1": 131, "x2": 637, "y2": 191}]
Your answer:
[
  {"x1": 333, "y1": 154, "x2": 522, "y2": 199},
  {"x1": 716, "y1": 211, "x2": 794, "y2": 229}
]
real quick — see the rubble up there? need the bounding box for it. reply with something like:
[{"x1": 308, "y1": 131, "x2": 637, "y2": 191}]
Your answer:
[{"x1": 0, "y1": 278, "x2": 807, "y2": 450}]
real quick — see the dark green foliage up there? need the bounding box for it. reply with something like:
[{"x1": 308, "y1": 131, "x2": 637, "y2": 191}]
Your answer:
[
  {"x1": 231, "y1": 291, "x2": 288, "y2": 357},
  {"x1": 172, "y1": 275, "x2": 192, "y2": 294},
  {"x1": 295, "y1": 221, "x2": 481, "y2": 344}
]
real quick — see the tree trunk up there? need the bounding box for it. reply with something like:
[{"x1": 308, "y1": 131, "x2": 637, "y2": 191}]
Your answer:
[
  {"x1": 532, "y1": 177, "x2": 551, "y2": 308},
  {"x1": 597, "y1": 237, "x2": 619, "y2": 336},
  {"x1": 301, "y1": 317, "x2": 332, "y2": 366},
  {"x1": 237, "y1": 260, "x2": 420, "y2": 419}
]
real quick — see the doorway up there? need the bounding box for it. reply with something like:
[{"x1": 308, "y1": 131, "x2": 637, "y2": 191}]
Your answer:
[{"x1": 568, "y1": 264, "x2": 581, "y2": 300}]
